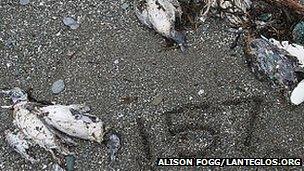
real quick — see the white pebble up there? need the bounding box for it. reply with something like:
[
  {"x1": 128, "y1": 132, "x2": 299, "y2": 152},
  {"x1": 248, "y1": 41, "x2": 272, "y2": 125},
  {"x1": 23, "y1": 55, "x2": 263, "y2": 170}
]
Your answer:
[
  {"x1": 51, "y1": 79, "x2": 65, "y2": 94},
  {"x1": 198, "y1": 89, "x2": 204, "y2": 96}
]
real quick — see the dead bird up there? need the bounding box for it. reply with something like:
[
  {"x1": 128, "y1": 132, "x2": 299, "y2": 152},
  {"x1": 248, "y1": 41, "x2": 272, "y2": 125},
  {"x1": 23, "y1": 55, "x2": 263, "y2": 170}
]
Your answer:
[
  {"x1": 245, "y1": 37, "x2": 304, "y2": 104},
  {"x1": 245, "y1": 37, "x2": 300, "y2": 90},
  {"x1": 267, "y1": 37, "x2": 304, "y2": 105},
  {"x1": 39, "y1": 104, "x2": 106, "y2": 143},
  {"x1": 1, "y1": 88, "x2": 71, "y2": 163},
  {"x1": 5, "y1": 129, "x2": 38, "y2": 164},
  {"x1": 1, "y1": 87, "x2": 106, "y2": 143},
  {"x1": 135, "y1": 0, "x2": 187, "y2": 52}
]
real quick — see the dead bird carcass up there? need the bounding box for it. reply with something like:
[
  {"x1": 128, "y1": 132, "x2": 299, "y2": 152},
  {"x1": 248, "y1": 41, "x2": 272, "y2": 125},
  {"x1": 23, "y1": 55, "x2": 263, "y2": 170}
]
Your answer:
[
  {"x1": 40, "y1": 104, "x2": 105, "y2": 143},
  {"x1": 135, "y1": 0, "x2": 187, "y2": 52},
  {"x1": 245, "y1": 37, "x2": 299, "y2": 89},
  {"x1": 243, "y1": 0, "x2": 304, "y2": 104},
  {"x1": 5, "y1": 129, "x2": 38, "y2": 164},
  {"x1": 1, "y1": 87, "x2": 107, "y2": 163},
  {"x1": 1, "y1": 88, "x2": 71, "y2": 163},
  {"x1": 244, "y1": 37, "x2": 304, "y2": 104}
]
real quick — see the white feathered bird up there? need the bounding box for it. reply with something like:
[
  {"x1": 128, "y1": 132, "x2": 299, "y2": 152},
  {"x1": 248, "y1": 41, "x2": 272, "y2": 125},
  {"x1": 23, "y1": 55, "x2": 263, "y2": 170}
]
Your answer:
[
  {"x1": 1, "y1": 87, "x2": 106, "y2": 163},
  {"x1": 5, "y1": 129, "x2": 38, "y2": 164},
  {"x1": 1, "y1": 87, "x2": 106, "y2": 143},
  {"x1": 135, "y1": 0, "x2": 187, "y2": 52},
  {"x1": 39, "y1": 104, "x2": 105, "y2": 143},
  {"x1": 1, "y1": 88, "x2": 70, "y2": 162}
]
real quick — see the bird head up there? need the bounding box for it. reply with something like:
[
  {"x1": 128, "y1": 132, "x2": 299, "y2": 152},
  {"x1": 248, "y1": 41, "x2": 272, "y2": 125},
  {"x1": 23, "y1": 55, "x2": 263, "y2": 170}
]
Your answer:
[{"x1": 1, "y1": 87, "x2": 28, "y2": 104}]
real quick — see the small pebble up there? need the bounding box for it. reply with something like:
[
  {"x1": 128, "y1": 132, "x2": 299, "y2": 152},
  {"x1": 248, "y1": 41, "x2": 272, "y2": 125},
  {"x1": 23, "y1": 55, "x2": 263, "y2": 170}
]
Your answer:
[
  {"x1": 198, "y1": 89, "x2": 204, "y2": 96},
  {"x1": 65, "y1": 155, "x2": 75, "y2": 171},
  {"x1": 292, "y1": 21, "x2": 304, "y2": 45},
  {"x1": 51, "y1": 163, "x2": 64, "y2": 171},
  {"x1": 19, "y1": 0, "x2": 29, "y2": 5},
  {"x1": 51, "y1": 79, "x2": 65, "y2": 94},
  {"x1": 6, "y1": 63, "x2": 12, "y2": 68},
  {"x1": 258, "y1": 13, "x2": 272, "y2": 22},
  {"x1": 0, "y1": 41, "x2": 4, "y2": 50},
  {"x1": 114, "y1": 59, "x2": 119, "y2": 64},
  {"x1": 121, "y1": 3, "x2": 129, "y2": 10},
  {"x1": 151, "y1": 94, "x2": 163, "y2": 105},
  {"x1": 63, "y1": 17, "x2": 79, "y2": 30},
  {"x1": 5, "y1": 39, "x2": 15, "y2": 48}
]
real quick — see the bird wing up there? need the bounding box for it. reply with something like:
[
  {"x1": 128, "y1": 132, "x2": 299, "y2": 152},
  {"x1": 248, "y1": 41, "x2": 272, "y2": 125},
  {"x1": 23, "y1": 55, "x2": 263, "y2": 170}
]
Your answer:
[
  {"x1": 37, "y1": 114, "x2": 77, "y2": 146},
  {"x1": 147, "y1": 0, "x2": 175, "y2": 36},
  {"x1": 40, "y1": 104, "x2": 104, "y2": 142},
  {"x1": 135, "y1": 0, "x2": 153, "y2": 28},
  {"x1": 68, "y1": 104, "x2": 99, "y2": 123},
  {"x1": 5, "y1": 130, "x2": 38, "y2": 163},
  {"x1": 167, "y1": 0, "x2": 182, "y2": 17}
]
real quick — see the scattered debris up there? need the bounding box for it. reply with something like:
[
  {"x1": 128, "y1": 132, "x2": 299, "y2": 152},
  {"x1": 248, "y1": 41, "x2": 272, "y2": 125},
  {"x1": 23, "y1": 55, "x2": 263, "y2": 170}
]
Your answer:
[
  {"x1": 178, "y1": 0, "x2": 205, "y2": 29},
  {"x1": 19, "y1": 0, "x2": 29, "y2": 6},
  {"x1": 106, "y1": 132, "x2": 121, "y2": 163},
  {"x1": 51, "y1": 79, "x2": 65, "y2": 94},
  {"x1": 120, "y1": 96, "x2": 138, "y2": 104},
  {"x1": 293, "y1": 21, "x2": 304, "y2": 45},
  {"x1": 248, "y1": 0, "x2": 304, "y2": 40},
  {"x1": 51, "y1": 163, "x2": 65, "y2": 171},
  {"x1": 202, "y1": 0, "x2": 252, "y2": 26},
  {"x1": 151, "y1": 94, "x2": 163, "y2": 105},
  {"x1": 63, "y1": 17, "x2": 79, "y2": 30}
]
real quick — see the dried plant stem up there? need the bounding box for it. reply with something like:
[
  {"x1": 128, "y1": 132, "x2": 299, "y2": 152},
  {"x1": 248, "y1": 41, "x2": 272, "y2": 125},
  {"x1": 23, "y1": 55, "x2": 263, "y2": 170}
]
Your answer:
[
  {"x1": 200, "y1": 0, "x2": 215, "y2": 21},
  {"x1": 263, "y1": 0, "x2": 304, "y2": 14}
]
